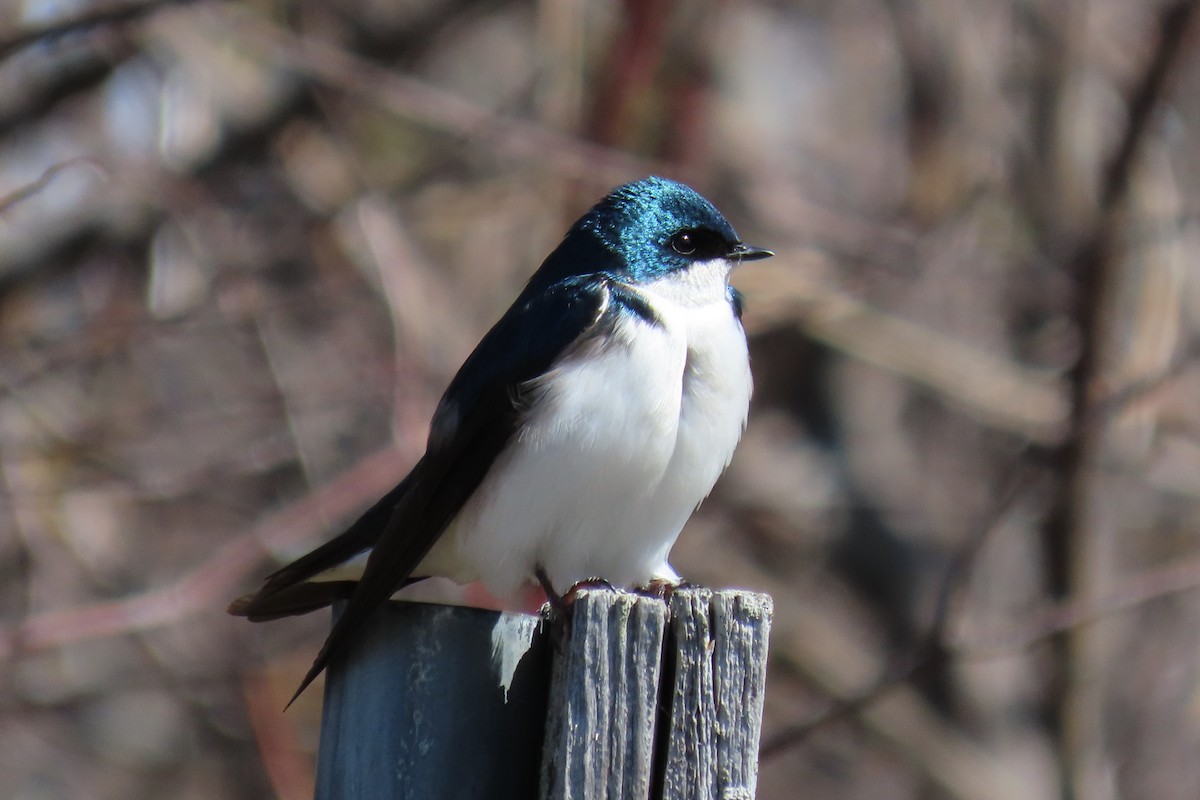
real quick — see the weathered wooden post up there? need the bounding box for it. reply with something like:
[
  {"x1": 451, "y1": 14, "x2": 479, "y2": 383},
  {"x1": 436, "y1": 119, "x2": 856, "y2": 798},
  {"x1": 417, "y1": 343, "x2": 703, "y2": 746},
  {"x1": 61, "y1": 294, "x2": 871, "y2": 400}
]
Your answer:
[
  {"x1": 539, "y1": 591, "x2": 669, "y2": 800},
  {"x1": 314, "y1": 588, "x2": 772, "y2": 799},
  {"x1": 315, "y1": 601, "x2": 549, "y2": 799},
  {"x1": 660, "y1": 590, "x2": 773, "y2": 800}
]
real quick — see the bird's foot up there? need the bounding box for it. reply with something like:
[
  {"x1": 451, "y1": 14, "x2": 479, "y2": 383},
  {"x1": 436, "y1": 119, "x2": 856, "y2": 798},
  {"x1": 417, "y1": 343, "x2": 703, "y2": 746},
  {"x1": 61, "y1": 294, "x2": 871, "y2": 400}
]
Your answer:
[
  {"x1": 634, "y1": 577, "x2": 691, "y2": 603},
  {"x1": 562, "y1": 576, "x2": 618, "y2": 605},
  {"x1": 535, "y1": 566, "x2": 617, "y2": 612}
]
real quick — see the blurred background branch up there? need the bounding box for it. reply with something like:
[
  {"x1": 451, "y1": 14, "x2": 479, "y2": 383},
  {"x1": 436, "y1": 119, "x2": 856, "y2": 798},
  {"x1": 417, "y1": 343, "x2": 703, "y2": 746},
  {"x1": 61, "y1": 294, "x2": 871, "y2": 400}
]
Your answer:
[{"x1": 0, "y1": 1, "x2": 1198, "y2": 799}]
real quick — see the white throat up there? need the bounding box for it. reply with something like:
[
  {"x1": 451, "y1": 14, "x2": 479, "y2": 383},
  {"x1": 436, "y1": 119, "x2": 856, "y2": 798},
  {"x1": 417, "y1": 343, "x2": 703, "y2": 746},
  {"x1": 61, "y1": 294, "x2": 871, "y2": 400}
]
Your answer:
[{"x1": 639, "y1": 258, "x2": 736, "y2": 308}]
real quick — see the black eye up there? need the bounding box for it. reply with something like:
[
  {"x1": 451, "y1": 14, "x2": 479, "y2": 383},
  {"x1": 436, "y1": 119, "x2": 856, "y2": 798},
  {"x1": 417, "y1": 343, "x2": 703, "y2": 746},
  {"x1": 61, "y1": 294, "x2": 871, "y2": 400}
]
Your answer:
[
  {"x1": 667, "y1": 228, "x2": 727, "y2": 259},
  {"x1": 669, "y1": 231, "x2": 696, "y2": 255}
]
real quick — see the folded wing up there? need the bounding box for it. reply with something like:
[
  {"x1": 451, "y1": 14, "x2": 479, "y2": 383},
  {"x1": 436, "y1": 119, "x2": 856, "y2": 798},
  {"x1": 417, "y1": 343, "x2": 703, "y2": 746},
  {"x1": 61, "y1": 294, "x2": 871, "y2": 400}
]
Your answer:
[{"x1": 241, "y1": 276, "x2": 613, "y2": 704}]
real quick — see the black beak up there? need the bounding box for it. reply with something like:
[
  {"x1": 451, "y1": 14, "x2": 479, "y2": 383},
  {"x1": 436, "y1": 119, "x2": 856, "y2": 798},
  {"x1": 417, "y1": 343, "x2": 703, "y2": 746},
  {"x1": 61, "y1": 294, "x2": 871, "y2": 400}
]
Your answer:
[{"x1": 730, "y1": 243, "x2": 774, "y2": 261}]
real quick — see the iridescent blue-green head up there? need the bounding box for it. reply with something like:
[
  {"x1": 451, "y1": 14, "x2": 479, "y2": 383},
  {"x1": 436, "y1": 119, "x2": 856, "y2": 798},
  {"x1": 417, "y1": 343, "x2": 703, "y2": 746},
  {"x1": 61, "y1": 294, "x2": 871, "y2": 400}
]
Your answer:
[{"x1": 527, "y1": 177, "x2": 772, "y2": 291}]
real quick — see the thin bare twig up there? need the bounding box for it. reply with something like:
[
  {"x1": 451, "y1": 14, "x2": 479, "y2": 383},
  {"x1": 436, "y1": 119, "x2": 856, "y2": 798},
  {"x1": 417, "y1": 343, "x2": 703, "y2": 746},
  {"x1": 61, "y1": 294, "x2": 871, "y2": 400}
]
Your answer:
[
  {"x1": 1042, "y1": 0, "x2": 1199, "y2": 591},
  {"x1": 954, "y1": 552, "x2": 1200, "y2": 658},
  {"x1": 0, "y1": 446, "x2": 412, "y2": 659},
  {"x1": 0, "y1": 0, "x2": 188, "y2": 62},
  {"x1": 737, "y1": 258, "x2": 1069, "y2": 442},
  {"x1": 205, "y1": 5, "x2": 654, "y2": 185},
  {"x1": 1035, "y1": 4, "x2": 1198, "y2": 795},
  {"x1": 0, "y1": 158, "x2": 106, "y2": 215},
  {"x1": 1084, "y1": 341, "x2": 1200, "y2": 430},
  {"x1": 760, "y1": 464, "x2": 1038, "y2": 757}
]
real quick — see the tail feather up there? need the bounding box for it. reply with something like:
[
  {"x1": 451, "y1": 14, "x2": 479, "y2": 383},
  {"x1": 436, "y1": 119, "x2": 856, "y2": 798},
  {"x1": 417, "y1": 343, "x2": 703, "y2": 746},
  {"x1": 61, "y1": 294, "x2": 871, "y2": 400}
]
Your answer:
[
  {"x1": 229, "y1": 576, "x2": 427, "y2": 622},
  {"x1": 228, "y1": 474, "x2": 420, "y2": 623},
  {"x1": 258, "y1": 474, "x2": 416, "y2": 597},
  {"x1": 228, "y1": 581, "x2": 357, "y2": 622}
]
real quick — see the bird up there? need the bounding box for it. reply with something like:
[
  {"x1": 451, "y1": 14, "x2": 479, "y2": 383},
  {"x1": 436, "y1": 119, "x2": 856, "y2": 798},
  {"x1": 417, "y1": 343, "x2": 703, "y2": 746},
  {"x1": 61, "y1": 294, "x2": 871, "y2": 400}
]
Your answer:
[{"x1": 229, "y1": 176, "x2": 773, "y2": 703}]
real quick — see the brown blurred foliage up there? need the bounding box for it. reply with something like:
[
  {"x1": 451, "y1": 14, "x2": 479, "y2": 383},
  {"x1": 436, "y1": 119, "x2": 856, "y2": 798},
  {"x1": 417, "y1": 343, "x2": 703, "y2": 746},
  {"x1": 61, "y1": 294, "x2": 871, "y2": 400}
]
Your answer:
[{"x1": 1, "y1": 1, "x2": 1199, "y2": 798}]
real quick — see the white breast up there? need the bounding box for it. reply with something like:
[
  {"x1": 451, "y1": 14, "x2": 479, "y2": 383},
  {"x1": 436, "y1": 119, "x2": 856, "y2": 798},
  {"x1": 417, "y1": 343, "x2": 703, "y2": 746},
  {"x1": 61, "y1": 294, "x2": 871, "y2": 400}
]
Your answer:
[{"x1": 421, "y1": 259, "x2": 752, "y2": 597}]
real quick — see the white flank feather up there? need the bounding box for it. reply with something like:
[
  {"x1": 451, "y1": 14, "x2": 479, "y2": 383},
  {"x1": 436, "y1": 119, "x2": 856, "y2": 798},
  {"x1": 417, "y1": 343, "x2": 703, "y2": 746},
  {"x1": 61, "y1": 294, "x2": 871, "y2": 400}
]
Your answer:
[{"x1": 417, "y1": 257, "x2": 752, "y2": 597}]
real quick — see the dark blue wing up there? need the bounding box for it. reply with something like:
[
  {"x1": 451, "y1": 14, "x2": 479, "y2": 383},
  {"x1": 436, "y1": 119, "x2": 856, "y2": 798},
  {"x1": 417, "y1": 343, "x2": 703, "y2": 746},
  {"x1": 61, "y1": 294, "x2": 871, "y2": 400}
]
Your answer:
[
  {"x1": 728, "y1": 285, "x2": 745, "y2": 321},
  {"x1": 284, "y1": 275, "x2": 612, "y2": 704}
]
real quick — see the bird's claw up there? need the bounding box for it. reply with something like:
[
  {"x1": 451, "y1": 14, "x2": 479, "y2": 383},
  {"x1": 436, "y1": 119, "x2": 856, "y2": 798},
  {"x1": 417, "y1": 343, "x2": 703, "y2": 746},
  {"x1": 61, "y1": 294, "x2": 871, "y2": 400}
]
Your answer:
[
  {"x1": 535, "y1": 566, "x2": 619, "y2": 611},
  {"x1": 561, "y1": 577, "x2": 618, "y2": 605},
  {"x1": 634, "y1": 578, "x2": 690, "y2": 603},
  {"x1": 535, "y1": 566, "x2": 691, "y2": 612}
]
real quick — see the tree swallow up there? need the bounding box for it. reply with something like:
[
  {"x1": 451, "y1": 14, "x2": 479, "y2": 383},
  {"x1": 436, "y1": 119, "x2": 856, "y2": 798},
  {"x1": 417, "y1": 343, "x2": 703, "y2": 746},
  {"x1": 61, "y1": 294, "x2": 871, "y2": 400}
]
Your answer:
[{"x1": 230, "y1": 176, "x2": 773, "y2": 702}]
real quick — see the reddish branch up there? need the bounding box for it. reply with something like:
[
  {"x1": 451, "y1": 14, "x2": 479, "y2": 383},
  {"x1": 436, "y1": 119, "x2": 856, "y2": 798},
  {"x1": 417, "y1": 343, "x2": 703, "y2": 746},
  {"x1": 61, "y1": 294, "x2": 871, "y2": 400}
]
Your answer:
[{"x1": 0, "y1": 447, "x2": 411, "y2": 659}]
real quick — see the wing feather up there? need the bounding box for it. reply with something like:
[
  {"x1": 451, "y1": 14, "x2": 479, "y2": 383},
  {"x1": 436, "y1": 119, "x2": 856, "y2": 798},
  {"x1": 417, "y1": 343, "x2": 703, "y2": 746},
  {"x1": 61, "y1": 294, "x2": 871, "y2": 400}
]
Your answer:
[{"x1": 283, "y1": 276, "x2": 611, "y2": 703}]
